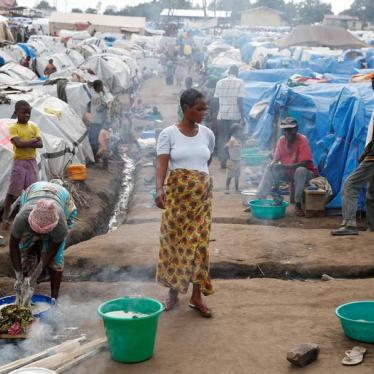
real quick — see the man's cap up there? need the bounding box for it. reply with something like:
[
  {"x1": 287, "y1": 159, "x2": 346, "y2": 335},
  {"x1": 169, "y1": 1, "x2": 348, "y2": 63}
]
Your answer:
[{"x1": 280, "y1": 117, "x2": 298, "y2": 129}]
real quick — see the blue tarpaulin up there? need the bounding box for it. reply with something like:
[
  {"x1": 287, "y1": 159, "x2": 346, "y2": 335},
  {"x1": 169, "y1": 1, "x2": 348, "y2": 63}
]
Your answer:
[
  {"x1": 245, "y1": 82, "x2": 374, "y2": 208},
  {"x1": 17, "y1": 43, "x2": 36, "y2": 59},
  {"x1": 240, "y1": 68, "x2": 315, "y2": 83}
]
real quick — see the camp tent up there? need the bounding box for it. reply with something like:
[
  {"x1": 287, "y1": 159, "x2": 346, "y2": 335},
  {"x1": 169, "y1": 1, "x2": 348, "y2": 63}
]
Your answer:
[
  {"x1": 33, "y1": 81, "x2": 91, "y2": 118},
  {"x1": 276, "y1": 25, "x2": 367, "y2": 49},
  {"x1": 0, "y1": 92, "x2": 94, "y2": 166},
  {"x1": 83, "y1": 54, "x2": 132, "y2": 94},
  {"x1": 0, "y1": 62, "x2": 38, "y2": 83}
]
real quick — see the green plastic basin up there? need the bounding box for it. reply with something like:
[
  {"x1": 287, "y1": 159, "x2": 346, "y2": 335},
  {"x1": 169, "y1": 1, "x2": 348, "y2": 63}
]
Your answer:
[
  {"x1": 249, "y1": 199, "x2": 289, "y2": 220},
  {"x1": 241, "y1": 147, "x2": 259, "y2": 156},
  {"x1": 98, "y1": 296, "x2": 164, "y2": 363},
  {"x1": 336, "y1": 301, "x2": 374, "y2": 343}
]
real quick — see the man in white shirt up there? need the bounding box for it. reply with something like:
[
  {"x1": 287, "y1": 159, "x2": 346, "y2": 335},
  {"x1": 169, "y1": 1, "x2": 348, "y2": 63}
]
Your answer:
[{"x1": 214, "y1": 65, "x2": 245, "y2": 168}]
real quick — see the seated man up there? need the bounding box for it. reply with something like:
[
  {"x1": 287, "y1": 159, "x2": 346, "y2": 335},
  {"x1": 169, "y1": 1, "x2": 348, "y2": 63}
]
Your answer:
[{"x1": 256, "y1": 117, "x2": 318, "y2": 216}]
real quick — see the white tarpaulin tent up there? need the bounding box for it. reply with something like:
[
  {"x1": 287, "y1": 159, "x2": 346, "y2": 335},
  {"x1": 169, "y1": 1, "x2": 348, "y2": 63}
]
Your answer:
[
  {"x1": 0, "y1": 118, "x2": 76, "y2": 205},
  {"x1": 0, "y1": 119, "x2": 13, "y2": 206},
  {"x1": 0, "y1": 62, "x2": 38, "y2": 84},
  {"x1": 83, "y1": 54, "x2": 131, "y2": 94},
  {"x1": 35, "y1": 52, "x2": 76, "y2": 77},
  {"x1": 33, "y1": 81, "x2": 91, "y2": 118},
  {"x1": 0, "y1": 93, "x2": 94, "y2": 165}
]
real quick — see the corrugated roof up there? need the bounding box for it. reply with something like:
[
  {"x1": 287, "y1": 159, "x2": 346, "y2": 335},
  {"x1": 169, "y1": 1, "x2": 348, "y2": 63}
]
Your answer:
[
  {"x1": 50, "y1": 12, "x2": 146, "y2": 30},
  {"x1": 160, "y1": 9, "x2": 231, "y2": 18}
]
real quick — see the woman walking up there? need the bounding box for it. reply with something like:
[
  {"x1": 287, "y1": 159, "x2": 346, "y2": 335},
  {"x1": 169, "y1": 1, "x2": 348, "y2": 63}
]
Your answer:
[{"x1": 155, "y1": 89, "x2": 215, "y2": 318}]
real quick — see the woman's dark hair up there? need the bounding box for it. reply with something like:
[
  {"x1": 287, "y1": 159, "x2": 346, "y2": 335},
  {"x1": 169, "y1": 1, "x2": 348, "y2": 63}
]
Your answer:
[{"x1": 180, "y1": 88, "x2": 204, "y2": 112}]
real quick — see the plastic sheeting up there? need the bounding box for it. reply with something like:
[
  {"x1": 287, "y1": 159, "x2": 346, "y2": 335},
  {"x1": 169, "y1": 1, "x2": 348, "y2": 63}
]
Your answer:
[
  {"x1": 35, "y1": 52, "x2": 76, "y2": 78},
  {"x1": 83, "y1": 54, "x2": 131, "y2": 95},
  {"x1": 33, "y1": 81, "x2": 91, "y2": 118},
  {"x1": 245, "y1": 82, "x2": 374, "y2": 208},
  {"x1": 240, "y1": 68, "x2": 315, "y2": 83},
  {"x1": 0, "y1": 62, "x2": 38, "y2": 83},
  {"x1": 0, "y1": 93, "x2": 94, "y2": 166}
]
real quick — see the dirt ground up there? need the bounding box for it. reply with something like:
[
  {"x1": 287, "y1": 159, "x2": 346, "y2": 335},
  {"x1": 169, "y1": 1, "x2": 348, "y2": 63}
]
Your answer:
[{"x1": 2, "y1": 277, "x2": 374, "y2": 374}]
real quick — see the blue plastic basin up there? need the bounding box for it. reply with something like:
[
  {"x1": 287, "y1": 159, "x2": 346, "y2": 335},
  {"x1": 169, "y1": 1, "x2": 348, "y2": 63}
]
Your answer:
[
  {"x1": 0, "y1": 294, "x2": 55, "y2": 319},
  {"x1": 336, "y1": 301, "x2": 374, "y2": 343}
]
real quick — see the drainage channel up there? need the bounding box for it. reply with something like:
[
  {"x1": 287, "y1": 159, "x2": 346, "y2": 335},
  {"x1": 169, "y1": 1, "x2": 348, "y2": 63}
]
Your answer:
[{"x1": 107, "y1": 152, "x2": 136, "y2": 232}]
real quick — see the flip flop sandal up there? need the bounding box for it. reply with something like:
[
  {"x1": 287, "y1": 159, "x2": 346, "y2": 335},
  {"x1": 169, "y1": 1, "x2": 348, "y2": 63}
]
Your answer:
[
  {"x1": 189, "y1": 302, "x2": 213, "y2": 318},
  {"x1": 342, "y1": 346, "x2": 367, "y2": 366}
]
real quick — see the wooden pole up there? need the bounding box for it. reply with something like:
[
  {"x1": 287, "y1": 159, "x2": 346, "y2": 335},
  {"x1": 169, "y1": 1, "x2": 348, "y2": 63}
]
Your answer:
[
  {"x1": 24, "y1": 337, "x2": 107, "y2": 370},
  {"x1": 0, "y1": 337, "x2": 86, "y2": 374}
]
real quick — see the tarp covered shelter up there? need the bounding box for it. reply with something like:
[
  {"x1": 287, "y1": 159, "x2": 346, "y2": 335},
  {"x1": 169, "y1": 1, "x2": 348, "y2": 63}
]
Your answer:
[
  {"x1": 276, "y1": 25, "x2": 367, "y2": 49},
  {"x1": 0, "y1": 93, "x2": 94, "y2": 166},
  {"x1": 243, "y1": 80, "x2": 374, "y2": 209}
]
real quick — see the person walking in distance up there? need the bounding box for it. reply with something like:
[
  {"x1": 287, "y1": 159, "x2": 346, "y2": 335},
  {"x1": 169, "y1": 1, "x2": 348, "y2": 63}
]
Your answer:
[{"x1": 213, "y1": 65, "x2": 245, "y2": 169}]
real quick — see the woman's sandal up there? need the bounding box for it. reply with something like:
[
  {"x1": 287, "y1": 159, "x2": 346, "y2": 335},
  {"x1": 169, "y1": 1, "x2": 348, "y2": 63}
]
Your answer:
[
  {"x1": 342, "y1": 346, "x2": 367, "y2": 366},
  {"x1": 189, "y1": 302, "x2": 213, "y2": 318}
]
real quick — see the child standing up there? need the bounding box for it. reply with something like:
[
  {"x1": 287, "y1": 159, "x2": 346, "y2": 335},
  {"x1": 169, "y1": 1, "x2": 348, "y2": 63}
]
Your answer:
[
  {"x1": 2, "y1": 100, "x2": 43, "y2": 228},
  {"x1": 225, "y1": 124, "x2": 242, "y2": 194}
]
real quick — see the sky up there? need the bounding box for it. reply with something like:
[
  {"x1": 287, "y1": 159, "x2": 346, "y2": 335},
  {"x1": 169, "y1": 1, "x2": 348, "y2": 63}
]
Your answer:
[{"x1": 18, "y1": 0, "x2": 355, "y2": 15}]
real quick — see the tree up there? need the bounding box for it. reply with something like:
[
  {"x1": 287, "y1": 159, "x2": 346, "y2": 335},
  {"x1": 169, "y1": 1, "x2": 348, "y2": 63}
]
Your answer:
[
  {"x1": 252, "y1": 0, "x2": 286, "y2": 11},
  {"x1": 71, "y1": 8, "x2": 83, "y2": 13},
  {"x1": 85, "y1": 8, "x2": 97, "y2": 14},
  {"x1": 110, "y1": 0, "x2": 193, "y2": 21},
  {"x1": 36, "y1": 0, "x2": 56, "y2": 11},
  {"x1": 343, "y1": 0, "x2": 374, "y2": 22},
  {"x1": 209, "y1": 0, "x2": 250, "y2": 21},
  {"x1": 297, "y1": 0, "x2": 332, "y2": 25}
]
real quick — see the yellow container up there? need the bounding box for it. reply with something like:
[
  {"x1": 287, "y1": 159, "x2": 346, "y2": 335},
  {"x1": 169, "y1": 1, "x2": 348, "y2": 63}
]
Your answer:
[{"x1": 66, "y1": 164, "x2": 87, "y2": 181}]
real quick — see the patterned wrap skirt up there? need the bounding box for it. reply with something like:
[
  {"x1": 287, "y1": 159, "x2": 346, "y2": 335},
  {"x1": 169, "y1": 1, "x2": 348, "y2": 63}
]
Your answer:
[{"x1": 157, "y1": 169, "x2": 214, "y2": 296}]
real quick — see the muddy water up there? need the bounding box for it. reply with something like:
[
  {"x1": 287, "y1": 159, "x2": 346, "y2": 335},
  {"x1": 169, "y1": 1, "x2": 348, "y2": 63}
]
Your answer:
[{"x1": 108, "y1": 152, "x2": 136, "y2": 232}]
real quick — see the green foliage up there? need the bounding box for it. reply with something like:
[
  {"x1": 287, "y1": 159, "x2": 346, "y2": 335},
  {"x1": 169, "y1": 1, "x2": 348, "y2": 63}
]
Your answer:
[
  {"x1": 104, "y1": 0, "x2": 193, "y2": 20},
  {"x1": 343, "y1": 0, "x2": 374, "y2": 22},
  {"x1": 209, "y1": 0, "x2": 250, "y2": 20},
  {"x1": 85, "y1": 7, "x2": 97, "y2": 14},
  {"x1": 296, "y1": 0, "x2": 332, "y2": 24},
  {"x1": 251, "y1": 0, "x2": 286, "y2": 11},
  {"x1": 36, "y1": 0, "x2": 55, "y2": 10},
  {"x1": 72, "y1": 8, "x2": 83, "y2": 13}
]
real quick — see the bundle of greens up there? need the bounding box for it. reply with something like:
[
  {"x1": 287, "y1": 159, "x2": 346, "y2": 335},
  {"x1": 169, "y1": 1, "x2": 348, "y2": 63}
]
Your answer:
[{"x1": 0, "y1": 305, "x2": 34, "y2": 335}]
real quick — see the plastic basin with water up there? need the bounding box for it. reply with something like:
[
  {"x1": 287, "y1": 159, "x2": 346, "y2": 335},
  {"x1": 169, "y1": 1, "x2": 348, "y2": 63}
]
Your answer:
[
  {"x1": 336, "y1": 301, "x2": 374, "y2": 343},
  {"x1": 249, "y1": 199, "x2": 289, "y2": 220},
  {"x1": 0, "y1": 294, "x2": 55, "y2": 320},
  {"x1": 98, "y1": 296, "x2": 164, "y2": 363}
]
